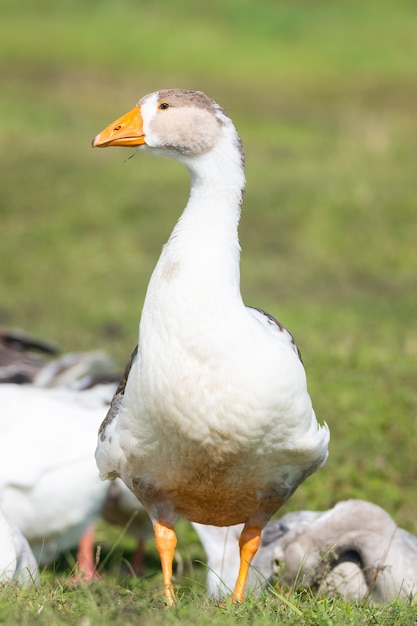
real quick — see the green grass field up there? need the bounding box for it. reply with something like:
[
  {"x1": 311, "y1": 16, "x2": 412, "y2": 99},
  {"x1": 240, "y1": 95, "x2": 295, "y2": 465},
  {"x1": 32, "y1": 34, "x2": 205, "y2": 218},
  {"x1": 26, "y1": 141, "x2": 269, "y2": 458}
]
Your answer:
[{"x1": 1, "y1": 0, "x2": 417, "y2": 623}]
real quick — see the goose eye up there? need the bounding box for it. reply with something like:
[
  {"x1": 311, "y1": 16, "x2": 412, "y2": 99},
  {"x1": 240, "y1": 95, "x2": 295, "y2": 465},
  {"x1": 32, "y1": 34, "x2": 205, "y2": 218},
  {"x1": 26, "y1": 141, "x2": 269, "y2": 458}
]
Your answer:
[{"x1": 158, "y1": 102, "x2": 170, "y2": 110}]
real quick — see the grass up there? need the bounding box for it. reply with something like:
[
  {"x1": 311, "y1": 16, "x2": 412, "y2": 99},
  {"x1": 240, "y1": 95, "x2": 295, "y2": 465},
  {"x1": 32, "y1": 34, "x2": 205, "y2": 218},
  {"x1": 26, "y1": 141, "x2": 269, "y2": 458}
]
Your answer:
[
  {"x1": 1, "y1": 0, "x2": 417, "y2": 623},
  {"x1": 2, "y1": 579, "x2": 417, "y2": 626}
]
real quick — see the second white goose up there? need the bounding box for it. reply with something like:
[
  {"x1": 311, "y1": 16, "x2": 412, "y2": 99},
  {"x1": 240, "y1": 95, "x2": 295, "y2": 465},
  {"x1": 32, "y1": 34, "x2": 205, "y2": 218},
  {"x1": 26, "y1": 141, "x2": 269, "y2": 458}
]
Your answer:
[{"x1": 92, "y1": 89, "x2": 329, "y2": 603}]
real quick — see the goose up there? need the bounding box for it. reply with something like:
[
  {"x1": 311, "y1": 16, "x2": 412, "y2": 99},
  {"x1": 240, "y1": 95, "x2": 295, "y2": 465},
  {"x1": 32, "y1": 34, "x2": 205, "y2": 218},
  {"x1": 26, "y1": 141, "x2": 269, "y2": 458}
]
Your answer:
[
  {"x1": 0, "y1": 382, "x2": 113, "y2": 578},
  {"x1": 92, "y1": 88, "x2": 330, "y2": 603},
  {"x1": 0, "y1": 507, "x2": 39, "y2": 586},
  {"x1": 0, "y1": 379, "x2": 155, "y2": 581},
  {"x1": 0, "y1": 330, "x2": 118, "y2": 579},
  {"x1": 272, "y1": 499, "x2": 417, "y2": 604}
]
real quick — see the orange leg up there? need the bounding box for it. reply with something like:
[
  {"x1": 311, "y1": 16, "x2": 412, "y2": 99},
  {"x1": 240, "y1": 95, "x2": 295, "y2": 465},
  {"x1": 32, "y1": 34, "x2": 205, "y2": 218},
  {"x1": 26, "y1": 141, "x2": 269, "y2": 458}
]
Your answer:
[
  {"x1": 72, "y1": 523, "x2": 100, "y2": 582},
  {"x1": 231, "y1": 525, "x2": 262, "y2": 603},
  {"x1": 154, "y1": 521, "x2": 177, "y2": 606}
]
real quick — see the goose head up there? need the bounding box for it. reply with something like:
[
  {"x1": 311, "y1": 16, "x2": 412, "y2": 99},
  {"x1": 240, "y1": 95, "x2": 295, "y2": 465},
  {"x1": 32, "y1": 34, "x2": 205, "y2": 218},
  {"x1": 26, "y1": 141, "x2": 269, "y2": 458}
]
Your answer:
[{"x1": 91, "y1": 89, "x2": 235, "y2": 160}]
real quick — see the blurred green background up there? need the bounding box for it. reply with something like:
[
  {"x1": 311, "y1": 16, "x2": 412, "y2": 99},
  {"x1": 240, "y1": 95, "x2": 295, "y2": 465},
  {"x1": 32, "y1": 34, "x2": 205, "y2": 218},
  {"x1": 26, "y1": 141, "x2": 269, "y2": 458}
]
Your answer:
[{"x1": 1, "y1": 0, "x2": 416, "y2": 532}]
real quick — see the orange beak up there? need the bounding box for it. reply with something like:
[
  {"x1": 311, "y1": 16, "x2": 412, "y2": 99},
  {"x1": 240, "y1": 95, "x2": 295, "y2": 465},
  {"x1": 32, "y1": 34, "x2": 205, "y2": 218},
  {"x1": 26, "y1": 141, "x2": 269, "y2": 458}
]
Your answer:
[{"x1": 92, "y1": 106, "x2": 145, "y2": 148}]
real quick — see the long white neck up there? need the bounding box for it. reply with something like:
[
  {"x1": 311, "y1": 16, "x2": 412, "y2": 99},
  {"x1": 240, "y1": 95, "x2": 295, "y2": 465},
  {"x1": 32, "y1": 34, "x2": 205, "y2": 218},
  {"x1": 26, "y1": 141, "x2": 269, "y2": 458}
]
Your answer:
[{"x1": 144, "y1": 124, "x2": 246, "y2": 314}]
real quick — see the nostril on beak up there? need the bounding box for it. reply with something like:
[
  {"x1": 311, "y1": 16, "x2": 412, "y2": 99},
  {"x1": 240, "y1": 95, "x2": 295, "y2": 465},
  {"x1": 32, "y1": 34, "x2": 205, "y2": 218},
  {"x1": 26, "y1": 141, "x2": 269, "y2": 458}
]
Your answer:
[{"x1": 113, "y1": 125, "x2": 122, "y2": 131}]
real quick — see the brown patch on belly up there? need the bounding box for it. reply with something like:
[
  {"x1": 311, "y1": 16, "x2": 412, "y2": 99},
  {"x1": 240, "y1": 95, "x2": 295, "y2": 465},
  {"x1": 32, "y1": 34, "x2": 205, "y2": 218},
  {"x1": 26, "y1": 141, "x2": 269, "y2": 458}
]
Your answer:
[
  {"x1": 132, "y1": 477, "x2": 292, "y2": 526},
  {"x1": 174, "y1": 485, "x2": 259, "y2": 525}
]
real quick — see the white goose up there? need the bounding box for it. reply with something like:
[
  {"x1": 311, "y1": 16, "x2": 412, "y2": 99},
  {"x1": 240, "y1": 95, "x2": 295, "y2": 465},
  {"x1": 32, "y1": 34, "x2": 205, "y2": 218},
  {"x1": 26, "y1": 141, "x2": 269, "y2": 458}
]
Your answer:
[
  {"x1": 0, "y1": 383, "x2": 112, "y2": 577},
  {"x1": 92, "y1": 89, "x2": 329, "y2": 603}
]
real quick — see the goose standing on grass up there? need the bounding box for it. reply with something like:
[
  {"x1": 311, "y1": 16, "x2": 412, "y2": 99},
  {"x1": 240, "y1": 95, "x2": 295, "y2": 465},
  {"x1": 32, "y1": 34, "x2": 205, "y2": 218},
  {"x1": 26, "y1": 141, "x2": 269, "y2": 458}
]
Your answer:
[{"x1": 92, "y1": 89, "x2": 330, "y2": 604}]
